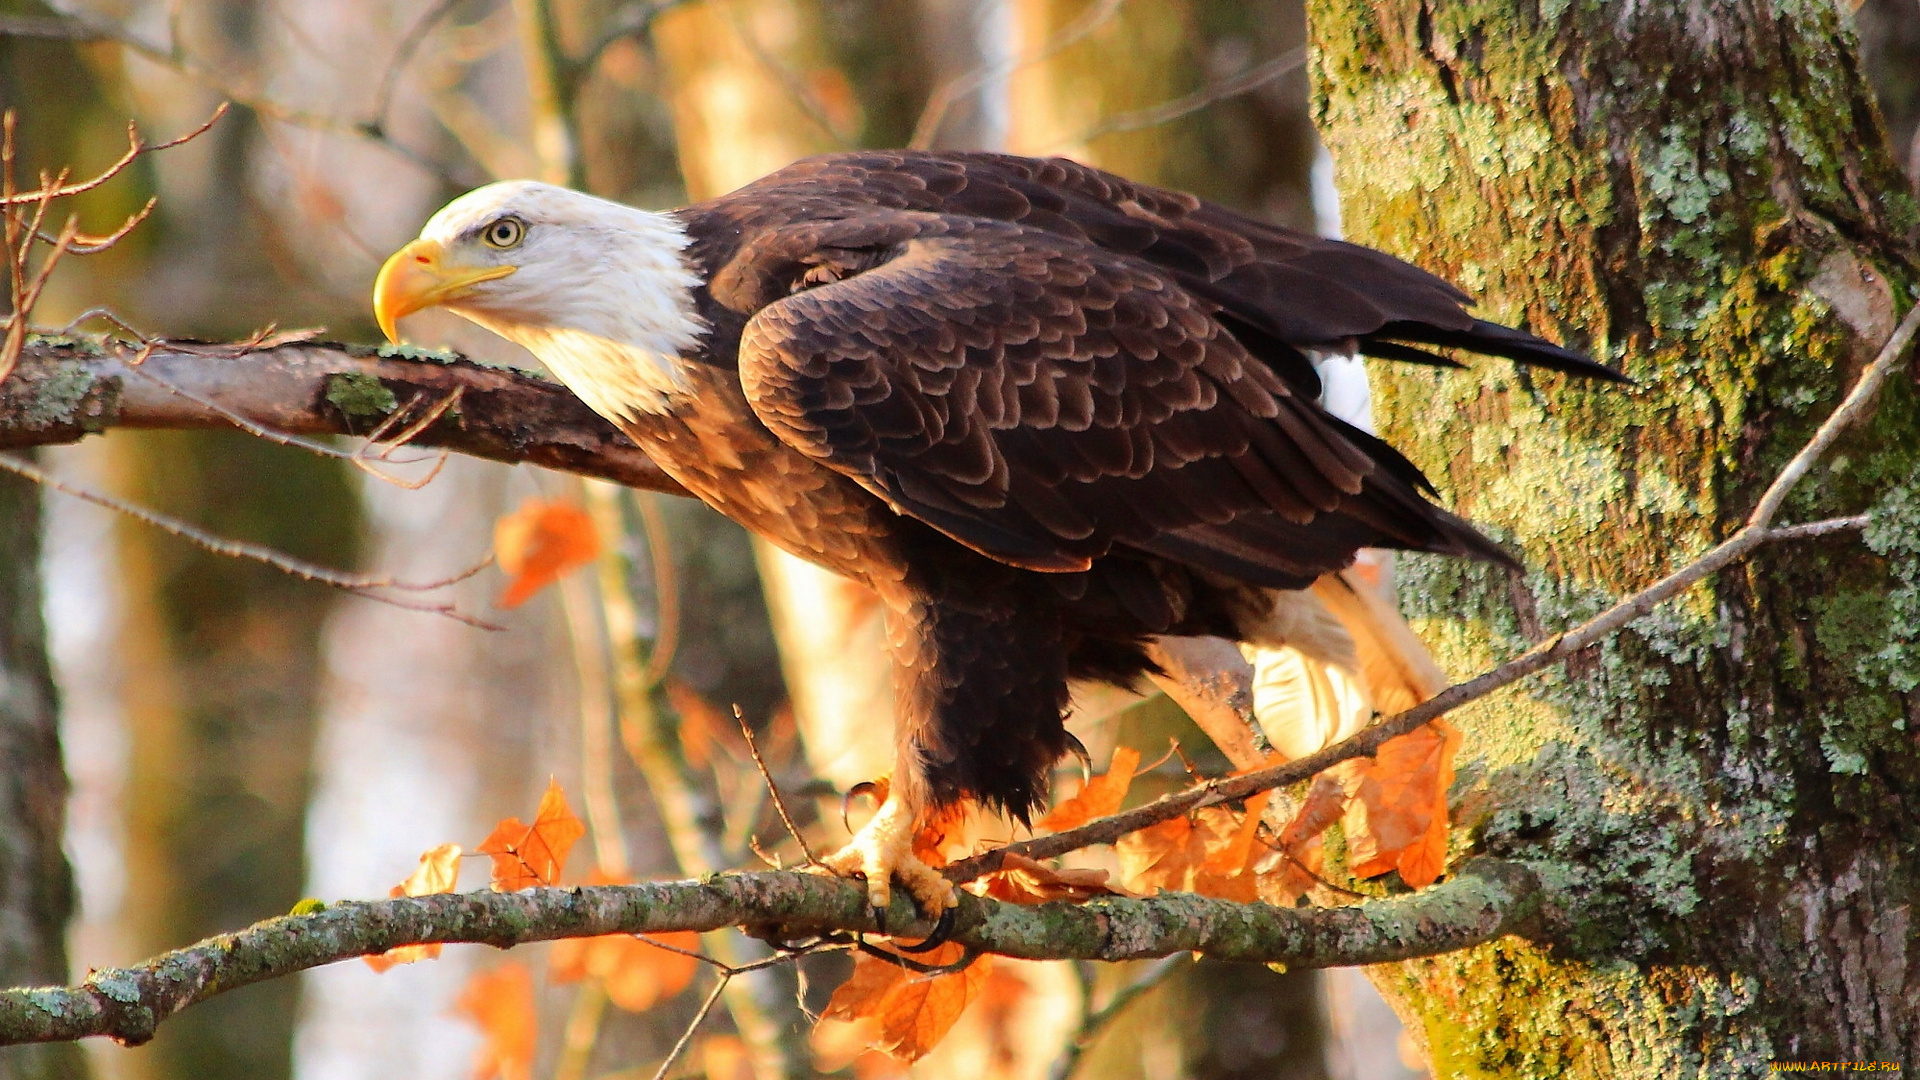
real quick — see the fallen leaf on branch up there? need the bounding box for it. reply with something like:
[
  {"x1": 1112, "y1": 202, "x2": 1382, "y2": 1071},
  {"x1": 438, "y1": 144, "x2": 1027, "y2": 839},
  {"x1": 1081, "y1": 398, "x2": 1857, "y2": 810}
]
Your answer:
[
  {"x1": 455, "y1": 962, "x2": 537, "y2": 1080},
  {"x1": 478, "y1": 778, "x2": 586, "y2": 891},
  {"x1": 1278, "y1": 775, "x2": 1347, "y2": 851},
  {"x1": 1037, "y1": 745, "x2": 1141, "y2": 831},
  {"x1": 364, "y1": 842, "x2": 462, "y2": 972},
  {"x1": 820, "y1": 941, "x2": 993, "y2": 1063},
  {"x1": 1342, "y1": 719, "x2": 1460, "y2": 888},
  {"x1": 1116, "y1": 800, "x2": 1268, "y2": 903},
  {"x1": 1248, "y1": 774, "x2": 1346, "y2": 906},
  {"x1": 494, "y1": 499, "x2": 599, "y2": 608},
  {"x1": 964, "y1": 851, "x2": 1126, "y2": 904}
]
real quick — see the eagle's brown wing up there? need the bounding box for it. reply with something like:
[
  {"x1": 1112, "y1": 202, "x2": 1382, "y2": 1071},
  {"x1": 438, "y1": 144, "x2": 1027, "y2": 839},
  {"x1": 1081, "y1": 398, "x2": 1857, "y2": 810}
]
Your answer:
[
  {"x1": 700, "y1": 150, "x2": 1625, "y2": 402},
  {"x1": 732, "y1": 209, "x2": 1503, "y2": 588}
]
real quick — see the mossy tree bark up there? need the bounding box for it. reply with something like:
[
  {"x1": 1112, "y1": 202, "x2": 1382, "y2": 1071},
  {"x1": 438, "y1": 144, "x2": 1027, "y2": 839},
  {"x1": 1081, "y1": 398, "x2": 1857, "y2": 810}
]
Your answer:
[{"x1": 1309, "y1": 0, "x2": 1920, "y2": 1071}]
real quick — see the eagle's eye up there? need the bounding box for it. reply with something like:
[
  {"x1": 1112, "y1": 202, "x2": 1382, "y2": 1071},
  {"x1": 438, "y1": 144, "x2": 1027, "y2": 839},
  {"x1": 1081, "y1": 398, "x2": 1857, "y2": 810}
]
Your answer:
[{"x1": 483, "y1": 216, "x2": 527, "y2": 249}]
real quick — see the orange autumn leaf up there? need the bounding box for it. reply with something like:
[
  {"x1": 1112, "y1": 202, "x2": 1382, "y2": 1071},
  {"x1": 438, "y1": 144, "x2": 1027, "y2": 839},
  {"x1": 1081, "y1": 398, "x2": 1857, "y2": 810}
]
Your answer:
[
  {"x1": 478, "y1": 778, "x2": 587, "y2": 891},
  {"x1": 365, "y1": 842, "x2": 463, "y2": 972},
  {"x1": 1037, "y1": 745, "x2": 1142, "y2": 831},
  {"x1": 549, "y1": 929, "x2": 701, "y2": 1013},
  {"x1": 820, "y1": 942, "x2": 993, "y2": 1063},
  {"x1": 1116, "y1": 801, "x2": 1268, "y2": 903},
  {"x1": 455, "y1": 962, "x2": 537, "y2": 1080},
  {"x1": 668, "y1": 679, "x2": 748, "y2": 771},
  {"x1": 1202, "y1": 789, "x2": 1271, "y2": 876},
  {"x1": 494, "y1": 499, "x2": 599, "y2": 608},
  {"x1": 809, "y1": 1018, "x2": 907, "y2": 1079},
  {"x1": 700, "y1": 1035, "x2": 756, "y2": 1080},
  {"x1": 1343, "y1": 719, "x2": 1461, "y2": 888},
  {"x1": 1278, "y1": 775, "x2": 1347, "y2": 850},
  {"x1": 964, "y1": 851, "x2": 1125, "y2": 904}
]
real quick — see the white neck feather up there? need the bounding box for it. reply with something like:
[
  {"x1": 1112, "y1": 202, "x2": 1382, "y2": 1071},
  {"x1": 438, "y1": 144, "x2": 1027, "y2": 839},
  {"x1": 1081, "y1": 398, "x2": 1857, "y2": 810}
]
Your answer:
[
  {"x1": 431, "y1": 186, "x2": 708, "y2": 422},
  {"x1": 498, "y1": 323, "x2": 690, "y2": 422}
]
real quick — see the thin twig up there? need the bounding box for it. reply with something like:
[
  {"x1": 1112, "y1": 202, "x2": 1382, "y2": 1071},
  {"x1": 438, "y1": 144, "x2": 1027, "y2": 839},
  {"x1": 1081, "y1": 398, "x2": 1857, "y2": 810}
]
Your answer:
[
  {"x1": 910, "y1": 0, "x2": 1127, "y2": 149},
  {"x1": 1748, "y1": 301, "x2": 1920, "y2": 529},
  {"x1": 558, "y1": 563, "x2": 628, "y2": 878},
  {"x1": 1048, "y1": 954, "x2": 1190, "y2": 1080},
  {"x1": 0, "y1": 13, "x2": 464, "y2": 183},
  {"x1": 736, "y1": 704, "x2": 816, "y2": 866},
  {"x1": 1762, "y1": 514, "x2": 1869, "y2": 541},
  {"x1": 370, "y1": 0, "x2": 473, "y2": 133},
  {"x1": 950, "y1": 305, "x2": 1920, "y2": 883},
  {"x1": 1051, "y1": 48, "x2": 1306, "y2": 149},
  {"x1": 572, "y1": 0, "x2": 690, "y2": 87},
  {"x1": 651, "y1": 975, "x2": 729, "y2": 1080},
  {"x1": 0, "y1": 103, "x2": 229, "y2": 206},
  {"x1": 0, "y1": 453, "x2": 500, "y2": 628},
  {"x1": 122, "y1": 363, "x2": 449, "y2": 487},
  {"x1": 552, "y1": 981, "x2": 609, "y2": 1080},
  {"x1": 723, "y1": 7, "x2": 851, "y2": 145}
]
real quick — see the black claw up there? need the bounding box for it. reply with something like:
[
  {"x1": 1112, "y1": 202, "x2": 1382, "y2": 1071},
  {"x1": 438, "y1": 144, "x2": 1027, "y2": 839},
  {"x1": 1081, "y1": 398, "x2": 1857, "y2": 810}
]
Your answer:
[
  {"x1": 842, "y1": 780, "x2": 880, "y2": 834},
  {"x1": 893, "y1": 907, "x2": 957, "y2": 952},
  {"x1": 871, "y1": 903, "x2": 889, "y2": 935},
  {"x1": 1064, "y1": 732, "x2": 1093, "y2": 787}
]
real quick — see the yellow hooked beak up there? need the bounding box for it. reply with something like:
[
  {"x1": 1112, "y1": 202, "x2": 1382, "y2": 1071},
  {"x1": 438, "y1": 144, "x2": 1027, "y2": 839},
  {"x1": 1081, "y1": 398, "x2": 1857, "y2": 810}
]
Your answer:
[{"x1": 372, "y1": 239, "x2": 517, "y2": 343}]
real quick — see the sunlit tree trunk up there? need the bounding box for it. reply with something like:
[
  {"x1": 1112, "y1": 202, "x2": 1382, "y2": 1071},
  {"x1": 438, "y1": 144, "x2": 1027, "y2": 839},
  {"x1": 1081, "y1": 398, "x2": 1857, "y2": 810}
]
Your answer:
[{"x1": 1312, "y1": 0, "x2": 1920, "y2": 1068}]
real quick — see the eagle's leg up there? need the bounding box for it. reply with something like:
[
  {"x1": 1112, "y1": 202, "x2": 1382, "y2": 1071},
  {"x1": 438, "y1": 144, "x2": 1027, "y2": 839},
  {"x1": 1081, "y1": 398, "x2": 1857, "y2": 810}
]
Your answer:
[
  {"x1": 816, "y1": 790, "x2": 956, "y2": 917},
  {"x1": 816, "y1": 551, "x2": 1072, "y2": 920}
]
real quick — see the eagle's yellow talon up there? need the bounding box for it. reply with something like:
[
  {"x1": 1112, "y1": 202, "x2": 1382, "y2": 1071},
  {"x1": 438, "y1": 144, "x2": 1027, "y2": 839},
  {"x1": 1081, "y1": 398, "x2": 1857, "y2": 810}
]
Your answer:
[{"x1": 814, "y1": 791, "x2": 957, "y2": 922}]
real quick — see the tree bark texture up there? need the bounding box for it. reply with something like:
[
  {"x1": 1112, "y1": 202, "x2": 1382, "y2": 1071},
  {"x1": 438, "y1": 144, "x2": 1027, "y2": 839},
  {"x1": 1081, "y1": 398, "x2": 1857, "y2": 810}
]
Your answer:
[
  {"x1": 1310, "y1": 0, "x2": 1919, "y2": 1070},
  {"x1": 0, "y1": 461, "x2": 87, "y2": 1080}
]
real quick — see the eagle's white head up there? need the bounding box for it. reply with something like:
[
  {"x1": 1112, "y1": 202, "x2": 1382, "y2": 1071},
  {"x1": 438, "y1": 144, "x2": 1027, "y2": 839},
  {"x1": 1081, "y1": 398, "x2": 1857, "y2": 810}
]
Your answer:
[{"x1": 374, "y1": 180, "x2": 706, "y2": 422}]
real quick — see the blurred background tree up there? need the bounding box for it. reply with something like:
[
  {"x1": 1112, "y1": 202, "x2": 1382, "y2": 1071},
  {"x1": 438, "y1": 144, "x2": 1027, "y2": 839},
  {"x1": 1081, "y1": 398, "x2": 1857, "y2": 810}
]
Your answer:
[{"x1": 1, "y1": 1, "x2": 1916, "y2": 1079}]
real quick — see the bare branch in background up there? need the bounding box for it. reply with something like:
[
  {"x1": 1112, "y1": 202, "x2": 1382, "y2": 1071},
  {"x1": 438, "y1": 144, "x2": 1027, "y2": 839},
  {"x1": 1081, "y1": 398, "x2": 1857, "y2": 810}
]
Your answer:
[
  {"x1": 909, "y1": 0, "x2": 1127, "y2": 150},
  {"x1": 369, "y1": 0, "x2": 474, "y2": 138},
  {"x1": 1047, "y1": 954, "x2": 1190, "y2": 1080},
  {"x1": 0, "y1": 105, "x2": 225, "y2": 383},
  {"x1": 0, "y1": 12, "x2": 471, "y2": 184},
  {"x1": 0, "y1": 452, "x2": 499, "y2": 627},
  {"x1": 1050, "y1": 47, "x2": 1307, "y2": 149}
]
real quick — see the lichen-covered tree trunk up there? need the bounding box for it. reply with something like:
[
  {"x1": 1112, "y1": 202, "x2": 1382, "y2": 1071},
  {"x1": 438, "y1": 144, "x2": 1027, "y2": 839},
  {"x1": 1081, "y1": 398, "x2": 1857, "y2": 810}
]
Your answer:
[{"x1": 1309, "y1": 0, "x2": 1920, "y2": 1070}]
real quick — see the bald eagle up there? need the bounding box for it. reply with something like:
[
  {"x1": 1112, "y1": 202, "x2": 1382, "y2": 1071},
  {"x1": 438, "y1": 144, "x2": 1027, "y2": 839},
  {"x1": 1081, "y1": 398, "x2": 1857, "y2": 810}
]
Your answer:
[{"x1": 376, "y1": 152, "x2": 1621, "y2": 915}]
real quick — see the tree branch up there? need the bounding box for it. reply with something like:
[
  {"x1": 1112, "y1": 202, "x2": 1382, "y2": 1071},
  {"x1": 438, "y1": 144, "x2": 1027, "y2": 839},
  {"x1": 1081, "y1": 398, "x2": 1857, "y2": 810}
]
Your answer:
[
  {"x1": 0, "y1": 859, "x2": 1540, "y2": 1048},
  {"x1": 0, "y1": 339, "x2": 688, "y2": 495}
]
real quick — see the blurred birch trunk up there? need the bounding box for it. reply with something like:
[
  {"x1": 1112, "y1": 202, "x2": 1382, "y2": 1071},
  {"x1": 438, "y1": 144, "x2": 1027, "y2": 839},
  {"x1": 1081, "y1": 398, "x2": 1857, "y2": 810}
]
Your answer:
[
  {"x1": 0, "y1": 464, "x2": 87, "y2": 1080},
  {"x1": 652, "y1": 0, "x2": 904, "y2": 805},
  {"x1": 80, "y1": 0, "x2": 369, "y2": 1064}
]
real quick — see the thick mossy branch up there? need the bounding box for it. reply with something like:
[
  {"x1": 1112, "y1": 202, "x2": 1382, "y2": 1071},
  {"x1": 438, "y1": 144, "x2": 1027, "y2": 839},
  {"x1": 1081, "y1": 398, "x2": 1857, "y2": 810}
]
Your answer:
[
  {"x1": 0, "y1": 339, "x2": 688, "y2": 494},
  {"x1": 0, "y1": 861, "x2": 1541, "y2": 1048}
]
